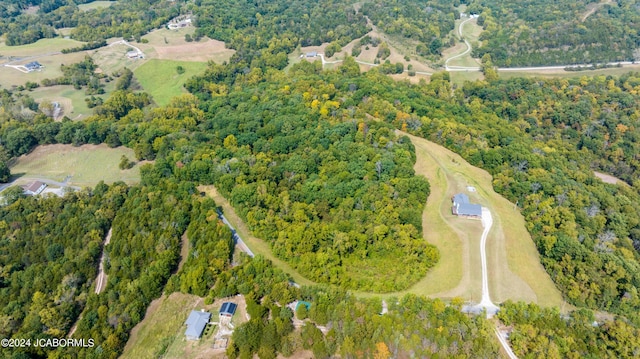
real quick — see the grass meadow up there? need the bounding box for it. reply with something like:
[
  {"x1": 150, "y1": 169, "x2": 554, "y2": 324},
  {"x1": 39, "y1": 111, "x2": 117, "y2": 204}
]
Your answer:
[
  {"x1": 10, "y1": 144, "x2": 143, "y2": 186},
  {"x1": 133, "y1": 59, "x2": 207, "y2": 106}
]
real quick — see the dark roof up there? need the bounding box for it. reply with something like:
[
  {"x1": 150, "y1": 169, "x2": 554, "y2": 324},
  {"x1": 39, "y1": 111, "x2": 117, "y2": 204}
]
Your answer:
[
  {"x1": 220, "y1": 302, "x2": 237, "y2": 316},
  {"x1": 457, "y1": 203, "x2": 482, "y2": 217},
  {"x1": 25, "y1": 61, "x2": 42, "y2": 69},
  {"x1": 185, "y1": 310, "x2": 211, "y2": 338},
  {"x1": 452, "y1": 193, "x2": 469, "y2": 205}
]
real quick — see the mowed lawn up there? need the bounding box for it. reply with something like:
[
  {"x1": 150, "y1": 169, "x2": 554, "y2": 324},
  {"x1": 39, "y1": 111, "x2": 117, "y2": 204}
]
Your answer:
[
  {"x1": 120, "y1": 293, "x2": 205, "y2": 359},
  {"x1": 399, "y1": 132, "x2": 565, "y2": 308},
  {"x1": 134, "y1": 59, "x2": 207, "y2": 106},
  {"x1": 77, "y1": 0, "x2": 115, "y2": 11},
  {"x1": 122, "y1": 293, "x2": 248, "y2": 359},
  {"x1": 10, "y1": 144, "x2": 142, "y2": 186}
]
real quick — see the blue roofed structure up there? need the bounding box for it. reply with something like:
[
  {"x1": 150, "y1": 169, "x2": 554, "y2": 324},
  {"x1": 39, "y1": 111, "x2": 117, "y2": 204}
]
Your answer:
[
  {"x1": 452, "y1": 193, "x2": 482, "y2": 218},
  {"x1": 220, "y1": 302, "x2": 237, "y2": 318},
  {"x1": 184, "y1": 310, "x2": 211, "y2": 340}
]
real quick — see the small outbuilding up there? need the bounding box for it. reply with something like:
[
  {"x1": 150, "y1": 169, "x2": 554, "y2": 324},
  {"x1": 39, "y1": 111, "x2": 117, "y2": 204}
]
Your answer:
[
  {"x1": 219, "y1": 302, "x2": 237, "y2": 325},
  {"x1": 305, "y1": 51, "x2": 317, "y2": 58},
  {"x1": 184, "y1": 310, "x2": 211, "y2": 341}
]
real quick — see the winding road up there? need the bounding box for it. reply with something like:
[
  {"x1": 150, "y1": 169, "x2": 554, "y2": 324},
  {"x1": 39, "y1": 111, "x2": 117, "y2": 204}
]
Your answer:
[
  {"x1": 479, "y1": 208, "x2": 499, "y2": 314},
  {"x1": 444, "y1": 16, "x2": 476, "y2": 71}
]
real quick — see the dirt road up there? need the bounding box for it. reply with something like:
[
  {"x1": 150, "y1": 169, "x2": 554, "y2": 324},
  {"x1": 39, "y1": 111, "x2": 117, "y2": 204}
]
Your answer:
[{"x1": 94, "y1": 227, "x2": 112, "y2": 294}]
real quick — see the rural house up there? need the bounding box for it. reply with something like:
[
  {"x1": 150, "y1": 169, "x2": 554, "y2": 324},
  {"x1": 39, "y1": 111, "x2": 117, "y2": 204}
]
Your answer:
[
  {"x1": 25, "y1": 61, "x2": 43, "y2": 72},
  {"x1": 452, "y1": 193, "x2": 482, "y2": 219},
  {"x1": 23, "y1": 181, "x2": 47, "y2": 195},
  {"x1": 184, "y1": 310, "x2": 211, "y2": 340}
]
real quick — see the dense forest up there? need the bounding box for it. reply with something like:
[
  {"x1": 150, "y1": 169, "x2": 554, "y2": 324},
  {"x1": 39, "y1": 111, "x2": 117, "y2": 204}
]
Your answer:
[
  {"x1": 0, "y1": 183, "x2": 126, "y2": 357},
  {"x1": 471, "y1": 0, "x2": 640, "y2": 66},
  {"x1": 498, "y1": 301, "x2": 640, "y2": 357},
  {"x1": 5, "y1": 0, "x2": 640, "y2": 355},
  {"x1": 0, "y1": 0, "x2": 181, "y2": 45},
  {"x1": 361, "y1": 0, "x2": 458, "y2": 58},
  {"x1": 192, "y1": 0, "x2": 369, "y2": 70}
]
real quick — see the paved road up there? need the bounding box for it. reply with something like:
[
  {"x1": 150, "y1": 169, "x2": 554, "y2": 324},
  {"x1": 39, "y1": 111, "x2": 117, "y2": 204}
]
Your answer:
[
  {"x1": 444, "y1": 16, "x2": 475, "y2": 71},
  {"x1": 479, "y1": 208, "x2": 499, "y2": 314},
  {"x1": 216, "y1": 209, "x2": 255, "y2": 257},
  {"x1": 495, "y1": 328, "x2": 519, "y2": 359},
  {"x1": 0, "y1": 176, "x2": 79, "y2": 194}
]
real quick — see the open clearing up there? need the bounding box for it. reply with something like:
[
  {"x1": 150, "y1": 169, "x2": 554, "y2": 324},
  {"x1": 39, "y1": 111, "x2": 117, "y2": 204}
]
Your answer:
[
  {"x1": 0, "y1": 38, "x2": 88, "y2": 88},
  {"x1": 499, "y1": 64, "x2": 640, "y2": 80},
  {"x1": 134, "y1": 59, "x2": 207, "y2": 106},
  {"x1": 140, "y1": 28, "x2": 235, "y2": 63},
  {"x1": 122, "y1": 292, "x2": 249, "y2": 359},
  {"x1": 10, "y1": 144, "x2": 142, "y2": 186},
  {"x1": 28, "y1": 85, "x2": 93, "y2": 120},
  {"x1": 78, "y1": 0, "x2": 115, "y2": 11},
  {"x1": 396, "y1": 131, "x2": 564, "y2": 307}
]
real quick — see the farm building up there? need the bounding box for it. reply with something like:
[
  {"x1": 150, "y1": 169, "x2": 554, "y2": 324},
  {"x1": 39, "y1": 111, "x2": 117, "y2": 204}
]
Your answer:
[
  {"x1": 25, "y1": 61, "x2": 43, "y2": 72},
  {"x1": 184, "y1": 310, "x2": 211, "y2": 340},
  {"x1": 219, "y1": 302, "x2": 237, "y2": 324},
  {"x1": 306, "y1": 51, "x2": 317, "y2": 57},
  {"x1": 23, "y1": 181, "x2": 47, "y2": 195},
  {"x1": 452, "y1": 193, "x2": 482, "y2": 218},
  {"x1": 126, "y1": 50, "x2": 142, "y2": 59}
]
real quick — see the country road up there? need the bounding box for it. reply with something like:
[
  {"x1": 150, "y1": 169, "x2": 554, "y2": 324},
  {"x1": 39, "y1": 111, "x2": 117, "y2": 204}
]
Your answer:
[
  {"x1": 443, "y1": 14, "x2": 636, "y2": 73},
  {"x1": 94, "y1": 227, "x2": 112, "y2": 294},
  {"x1": 444, "y1": 16, "x2": 475, "y2": 71},
  {"x1": 216, "y1": 209, "x2": 255, "y2": 257},
  {"x1": 479, "y1": 208, "x2": 499, "y2": 314}
]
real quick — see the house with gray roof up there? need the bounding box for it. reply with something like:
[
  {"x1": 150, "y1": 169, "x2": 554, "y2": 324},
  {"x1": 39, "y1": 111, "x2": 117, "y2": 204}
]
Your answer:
[
  {"x1": 452, "y1": 193, "x2": 482, "y2": 218},
  {"x1": 185, "y1": 310, "x2": 211, "y2": 340}
]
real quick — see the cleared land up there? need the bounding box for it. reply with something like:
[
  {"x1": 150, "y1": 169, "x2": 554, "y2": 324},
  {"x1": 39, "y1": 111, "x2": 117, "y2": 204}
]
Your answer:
[
  {"x1": 397, "y1": 131, "x2": 564, "y2": 307},
  {"x1": 28, "y1": 85, "x2": 93, "y2": 120},
  {"x1": 140, "y1": 28, "x2": 235, "y2": 63},
  {"x1": 10, "y1": 144, "x2": 143, "y2": 186},
  {"x1": 91, "y1": 42, "x2": 147, "y2": 74},
  {"x1": 122, "y1": 293, "x2": 248, "y2": 359},
  {"x1": 499, "y1": 64, "x2": 640, "y2": 79},
  {"x1": 134, "y1": 59, "x2": 207, "y2": 106},
  {"x1": 0, "y1": 38, "x2": 87, "y2": 88},
  {"x1": 594, "y1": 171, "x2": 628, "y2": 186},
  {"x1": 78, "y1": 1, "x2": 115, "y2": 11}
]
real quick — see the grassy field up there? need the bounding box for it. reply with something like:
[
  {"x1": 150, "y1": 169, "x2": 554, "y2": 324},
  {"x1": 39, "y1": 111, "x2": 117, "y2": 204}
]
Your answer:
[
  {"x1": 141, "y1": 28, "x2": 235, "y2": 63},
  {"x1": 134, "y1": 59, "x2": 207, "y2": 106},
  {"x1": 10, "y1": 144, "x2": 143, "y2": 186},
  {"x1": 399, "y1": 132, "x2": 565, "y2": 307},
  {"x1": 78, "y1": 1, "x2": 115, "y2": 11},
  {"x1": 0, "y1": 38, "x2": 88, "y2": 88},
  {"x1": 444, "y1": 17, "x2": 483, "y2": 69},
  {"x1": 91, "y1": 42, "x2": 147, "y2": 75},
  {"x1": 27, "y1": 85, "x2": 93, "y2": 120},
  {"x1": 122, "y1": 293, "x2": 248, "y2": 359},
  {"x1": 499, "y1": 64, "x2": 640, "y2": 79},
  {"x1": 450, "y1": 70, "x2": 484, "y2": 86}
]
